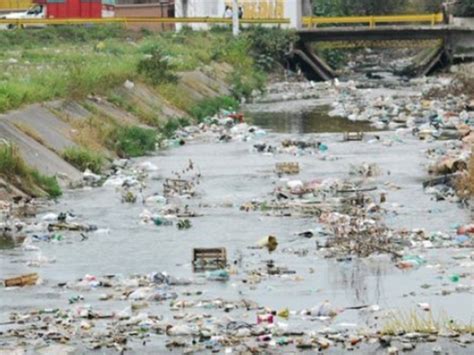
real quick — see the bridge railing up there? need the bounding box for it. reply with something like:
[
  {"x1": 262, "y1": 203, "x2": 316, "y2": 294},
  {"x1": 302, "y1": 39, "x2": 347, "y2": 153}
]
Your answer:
[
  {"x1": 302, "y1": 13, "x2": 444, "y2": 28},
  {"x1": 0, "y1": 14, "x2": 445, "y2": 28},
  {"x1": 0, "y1": 17, "x2": 290, "y2": 26}
]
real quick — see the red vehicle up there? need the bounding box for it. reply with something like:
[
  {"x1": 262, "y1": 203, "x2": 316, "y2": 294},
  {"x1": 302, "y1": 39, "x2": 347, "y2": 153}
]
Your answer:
[{"x1": 32, "y1": 0, "x2": 115, "y2": 19}]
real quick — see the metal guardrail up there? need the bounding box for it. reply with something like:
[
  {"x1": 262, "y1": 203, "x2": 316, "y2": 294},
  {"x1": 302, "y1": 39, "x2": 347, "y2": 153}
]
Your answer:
[
  {"x1": 302, "y1": 13, "x2": 444, "y2": 28},
  {"x1": 0, "y1": 16, "x2": 290, "y2": 26},
  {"x1": 0, "y1": 14, "x2": 444, "y2": 27}
]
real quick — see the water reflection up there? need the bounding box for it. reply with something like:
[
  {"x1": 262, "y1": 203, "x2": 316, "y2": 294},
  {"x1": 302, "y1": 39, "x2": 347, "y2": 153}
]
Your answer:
[
  {"x1": 328, "y1": 258, "x2": 387, "y2": 305},
  {"x1": 248, "y1": 106, "x2": 379, "y2": 134},
  {"x1": 0, "y1": 236, "x2": 15, "y2": 250}
]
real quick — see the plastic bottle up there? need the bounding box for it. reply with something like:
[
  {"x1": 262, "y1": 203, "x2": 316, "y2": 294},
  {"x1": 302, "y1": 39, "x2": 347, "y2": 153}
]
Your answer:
[
  {"x1": 449, "y1": 274, "x2": 460, "y2": 283},
  {"x1": 257, "y1": 313, "x2": 274, "y2": 324},
  {"x1": 206, "y1": 269, "x2": 229, "y2": 281}
]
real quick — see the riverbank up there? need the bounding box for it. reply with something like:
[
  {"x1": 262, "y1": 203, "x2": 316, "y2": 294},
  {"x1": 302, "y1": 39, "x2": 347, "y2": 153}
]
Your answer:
[{"x1": 0, "y1": 26, "x2": 298, "y2": 199}]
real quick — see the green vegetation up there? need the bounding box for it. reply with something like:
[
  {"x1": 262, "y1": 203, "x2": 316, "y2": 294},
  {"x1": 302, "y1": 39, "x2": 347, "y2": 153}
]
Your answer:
[
  {"x1": 0, "y1": 40, "x2": 137, "y2": 111},
  {"x1": 0, "y1": 25, "x2": 128, "y2": 48},
  {"x1": 63, "y1": 146, "x2": 105, "y2": 174},
  {"x1": 314, "y1": 0, "x2": 409, "y2": 16},
  {"x1": 30, "y1": 170, "x2": 62, "y2": 198},
  {"x1": 0, "y1": 26, "x2": 270, "y2": 114},
  {"x1": 161, "y1": 117, "x2": 191, "y2": 138},
  {"x1": 315, "y1": 47, "x2": 348, "y2": 69},
  {"x1": 110, "y1": 126, "x2": 157, "y2": 158},
  {"x1": 244, "y1": 27, "x2": 297, "y2": 71},
  {"x1": 66, "y1": 112, "x2": 158, "y2": 159},
  {"x1": 137, "y1": 48, "x2": 178, "y2": 85},
  {"x1": 312, "y1": 0, "x2": 463, "y2": 15},
  {"x1": 0, "y1": 143, "x2": 61, "y2": 198},
  {"x1": 456, "y1": 0, "x2": 474, "y2": 16},
  {"x1": 190, "y1": 96, "x2": 239, "y2": 122}
]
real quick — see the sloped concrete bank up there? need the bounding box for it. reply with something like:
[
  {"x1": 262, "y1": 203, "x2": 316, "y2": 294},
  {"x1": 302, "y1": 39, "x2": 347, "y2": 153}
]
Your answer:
[{"x1": 0, "y1": 62, "x2": 235, "y2": 199}]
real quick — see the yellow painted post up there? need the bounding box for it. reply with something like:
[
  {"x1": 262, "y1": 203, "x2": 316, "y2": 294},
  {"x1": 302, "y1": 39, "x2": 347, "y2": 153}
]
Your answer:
[
  {"x1": 370, "y1": 16, "x2": 375, "y2": 28},
  {"x1": 431, "y1": 14, "x2": 435, "y2": 26}
]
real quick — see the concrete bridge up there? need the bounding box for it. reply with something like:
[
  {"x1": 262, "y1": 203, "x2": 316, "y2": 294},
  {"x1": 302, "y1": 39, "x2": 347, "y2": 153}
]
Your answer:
[{"x1": 291, "y1": 22, "x2": 474, "y2": 81}]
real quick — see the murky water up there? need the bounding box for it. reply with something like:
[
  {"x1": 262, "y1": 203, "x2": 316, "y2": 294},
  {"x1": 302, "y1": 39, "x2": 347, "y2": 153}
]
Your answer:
[
  {"x1": 0, "y1": 101, "x2": 472, "y2": 353},
  {"x1": 248, "y1": 106, "x2": 378, "y2": 134}
]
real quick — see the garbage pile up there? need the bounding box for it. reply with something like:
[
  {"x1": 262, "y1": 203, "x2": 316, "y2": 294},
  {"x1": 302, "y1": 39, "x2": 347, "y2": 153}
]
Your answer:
[
  {"x1": 162, "y1": 112, "x2": 268, "y2": 147},
  {"x1": 253, "y1": 138, "x2": 329, "y2": 156},
  {"x1": 328, "y1": 74, "x2": 473, "y2": 207}
]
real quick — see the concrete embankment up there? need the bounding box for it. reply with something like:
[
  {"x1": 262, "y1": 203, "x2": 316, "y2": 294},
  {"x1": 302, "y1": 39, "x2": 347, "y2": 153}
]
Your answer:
[{"x1": 0, "y1": 62, "x2": 235, "y2": 198}]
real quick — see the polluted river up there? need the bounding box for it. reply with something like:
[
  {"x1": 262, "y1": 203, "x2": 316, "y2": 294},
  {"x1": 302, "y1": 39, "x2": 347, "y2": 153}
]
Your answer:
[{"x1": 0, "y1": 73, "x2": 473, "y2": 354}]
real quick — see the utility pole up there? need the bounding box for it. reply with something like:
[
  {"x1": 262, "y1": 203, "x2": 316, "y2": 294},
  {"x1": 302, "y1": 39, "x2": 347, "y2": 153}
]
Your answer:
[{"x1": 232, "y1": 0, "x2": 239, "y2": 37}]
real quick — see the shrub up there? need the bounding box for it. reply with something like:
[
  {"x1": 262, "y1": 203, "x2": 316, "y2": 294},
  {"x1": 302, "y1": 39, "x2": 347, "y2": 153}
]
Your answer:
[
  {"x1": 137, "y1": 49, "x2": 178, "y2": 85},
  {"x1": 0, "y1": 143, "x2": 61, "y2": 198},
  {"x1": 314, "y1": 46, "x2": 348, "y2": 69},
  {"x1": 230, "y1": 69, "x2": 266, "y2": 99},
  {"x1": 63, "y1": 146, "x2": 105, "y2": 174},
  {"x1": 30, "y1": 170, "x2": 62, "y2": 198},
  {"x1": 244, "y1": 27, "x2": 298, "y2": 71},
  {"x1": 190, "y1": 96, "x2": 239, "y2": 122},
  {"x1": 0, "y1": 25, "x2": 126, "y2": 49},
  {"x1": 161, "y1": 117, "x2": 191, "y2": 138},
  {"x1": 0, "y1": 143, "x2": 30, "y2": 177},
  {"x1": 111, "y1": 126, "x2": 157, "y2": 157},
  {"x1": 455, "y1": 0, "x2": 474, "y2": 16}
]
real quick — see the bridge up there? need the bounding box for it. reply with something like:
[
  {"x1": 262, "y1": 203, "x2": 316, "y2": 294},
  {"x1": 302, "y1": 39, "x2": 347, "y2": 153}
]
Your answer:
[{"x1": 291, "y1": 15, "x2": 474, "y2": 81}]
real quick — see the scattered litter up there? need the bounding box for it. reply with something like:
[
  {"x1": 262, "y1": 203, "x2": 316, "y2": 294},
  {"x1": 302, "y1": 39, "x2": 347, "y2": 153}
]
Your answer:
[{"x1": 4, "y1": 273, "x2": 39, "y2": 287}]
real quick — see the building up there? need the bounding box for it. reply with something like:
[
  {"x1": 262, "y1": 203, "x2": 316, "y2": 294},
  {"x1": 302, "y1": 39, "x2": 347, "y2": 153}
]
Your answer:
[
  {"x1": 115, "y1": 0, "x2": 175, "y2": 30},
  {"x1": 175, "y1": 0, "x2": 308, "y2": 29},
  {"x1": 0, "y1": 0, "x2": 33, "y2": 13}
]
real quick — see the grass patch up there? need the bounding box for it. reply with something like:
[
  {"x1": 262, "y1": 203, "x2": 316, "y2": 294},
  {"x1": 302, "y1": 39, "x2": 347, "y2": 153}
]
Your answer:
[
  {"x1": 65, "y1": 113, "x2": 157, "y2": 159},
  {"x1": 0, "y1": 143, "x2": 61, "y2": 198},
  {"x1": 63, "y1": 146, "x2": 105, "y2": 174},
  {"x1": 137, "y1": 48, "x2": 178, "y2": 85},
  {"x1": 0, "y1": 26, "x2": 272, "y2": 114},
  {"x1": 161, "y1": 117, "x2": 191, "y2": 138},
  {"x1": 0, "y1": 25, "x2": 127, "y2": 49},
  {"x1": 189, "y1": 96, "x2": 239, "y2": 122},
  {"x1": 30, "y1": 170, "x2": 62, "y2": 198},
  {"x1": 109, "y1": 126, "x2": 157, "y2": 158}
]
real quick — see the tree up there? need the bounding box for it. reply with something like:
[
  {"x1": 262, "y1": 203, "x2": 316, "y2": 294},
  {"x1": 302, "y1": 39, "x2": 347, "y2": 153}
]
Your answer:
[
  {"x1": 313, "y1": 0, "x2": 410, "y2": 16},
  {"x1": 456, "y1": 0, "x2": 474, "y2": 16}
]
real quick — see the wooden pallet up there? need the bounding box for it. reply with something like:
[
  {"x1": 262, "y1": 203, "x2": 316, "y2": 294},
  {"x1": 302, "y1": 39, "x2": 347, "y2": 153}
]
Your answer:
[
  {"x1": 4, "y1": 273, "x2": 38, "y2": 287},
  {"x1": 275, "y1": 162, "x2": 300, "y2": 175},
  {"x1": 193, "y1": 248, "x2": 227, "y2": 271},
  {"x1": 343, "y1": 132, "x2": 364, "y2": 141}
]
